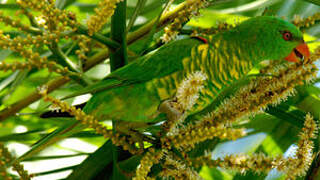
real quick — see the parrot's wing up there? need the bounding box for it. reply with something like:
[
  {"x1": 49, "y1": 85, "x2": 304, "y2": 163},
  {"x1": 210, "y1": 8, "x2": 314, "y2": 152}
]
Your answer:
[
  {"x1": 64, "y1": 38, "x2": 202, "y2": 100},
  {"x1": 62, "y1": 78, "x2": 127, "y2": 100}
]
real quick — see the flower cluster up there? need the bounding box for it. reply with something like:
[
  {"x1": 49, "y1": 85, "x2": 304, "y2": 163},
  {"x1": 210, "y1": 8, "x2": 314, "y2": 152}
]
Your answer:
[
  {"x1": 163, "y1": 122, "x2": 246, "y2": 150},
  {"x1": 160, "y1": 71, "x2": 207, "y2": 136},
  {"x1": 133, "y1": 148, "x2": 164, "y2": 180},
  {"x1": 162, "y1": 0, "x2": 208, "y2": 43},
  {"x1": 0, "y1": 32, "x2": 71, "y2": 75},
  {"x1": 293, "y1": 12, "x2": 320, "y2": 29},
  {"x1": 0, "y1": 11, "x2": 37, "y2": 33},
  {"x1": 38, "y1": 86, "x2": 141, "y2": 154},
  {"x1": 0, "y1": 143, "x2": 33, "y2": 180},
  {"x1": 190, "y1": 114, "x2": 318, "y2": 179},
  {"x1": 87, "y1": 0, "x2": 123, "y2": 36},
  {"x1": 159, "y1": 154, "x2": 202, "y2": 180},
  {"x1": 191, "y1": 153, "x2": 277, "y2": 174},
  {"x1": 176, "y1": 71, "x2": 207, "y2": 111},
  {"x1": 16, "y1": 0, "x2": 78, "y2": 32},
  {"x1": 279, "y1": 113, "x2": 317, "y2": 179},
  {"x1": 38, "y1": 86, "x2": 113, "y2": 137}
]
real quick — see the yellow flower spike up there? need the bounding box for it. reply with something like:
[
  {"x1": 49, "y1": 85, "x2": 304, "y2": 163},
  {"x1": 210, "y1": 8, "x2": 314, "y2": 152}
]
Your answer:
[
  {"x1": 0, "y1": 34, "x2": 76, "y2": 76},
  {"x1": 76, "y1": 35, "x2": 92, "y2": 62},
  {"x1": 161, "y1": 0, "x2": 208, "y2": 43},
  {"x1": 0, "y1": 12, "x2": 34, "y2": 33},
  {"x1": 293, "y1": 12, "x2": 320, "y2": 29},
  {"x1": 134, "y1": 149, "x2": 164, "y2": 180},
  {"x1": 38, "y1": 87, "x2": 112, "y2": 138},
  {"x1": 163, "y1": 71, "x2": 207, "y2": 137},
  {"x1": 87, "y1": 0, "x2": 123, "y2": 36},
  {"x1": 278, "y1": 114, "x2": 317, "y2": 179},
  {"x1": 0, "y1": 143, "x2": 32, "y2": 180},
  {"x1": 41, "y1": 88, "x2": 140, "y2": 154},
  {"x1": 189, "y1": 113, "x2": 317, "y2": 179},
  {"x1": 17, "y1": 0, "x2": 78, "y2": 32},
  {"x1": 159, "y1": 153, "x2": 201, "y2": 180}
]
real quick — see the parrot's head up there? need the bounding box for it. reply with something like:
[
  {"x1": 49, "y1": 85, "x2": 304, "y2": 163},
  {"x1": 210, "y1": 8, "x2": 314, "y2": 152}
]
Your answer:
[{"x1": 234, "y1": 16, "x2": 310, "y2": 63}]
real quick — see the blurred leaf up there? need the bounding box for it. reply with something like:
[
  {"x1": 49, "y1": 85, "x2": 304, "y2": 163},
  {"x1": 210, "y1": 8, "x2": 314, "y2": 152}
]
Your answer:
[
  {"x1": 187, "y1": 11, "x2": 248, "y2": 28},
  {"x1": 118, "y1": 155, "x2": 142, "y2": 174},
  {"x1": 233, "y1": 171, "x2": 266, "y2": 180},
  {"x1": 18, "y1": 120, "x2": 78, "y2": 161},
  {"x1": 0, "y1": 71, "x2": 19, "y2": 92},
  {"x1": 55, "y1": 0, "x2": 76, "y2": 9},
  {"x1": 0, "y1": 129, "x2": 43, "y2": 142},
  {"x1": 261, "y1": 135, "x2": 283, "y2": 156},
  {"x1": 23, "y1": 153, "x2": 89, "y2": 161},
  {"x1": 66, "y1": 140, "x2": 113, "y2": 180},
  {"x1": 212, "y1": 133, "x2": 267, "y2": 158},
  {"x1": 266, "y1": 106, "x2": 305, "y2": 129},
  {"x1": 303, "y1": 0, "x2": 320, "y2": 6},
  {"x1": 248, "y1": 113, "x2": 299, "y2": 152},
  {"x1": 33, "y1": 165, "x2": 78, "y2": 176},
  {"x1": 304, "y1": 34, "x2": 320, "y2": 52},
  {"x1": 0, "y1": 3, "x2": 19, "y2": 9},
  {"x1": 0, "y1": 50, "x2": 11, "y2": 61},
  {"x1": 296, "y1": 95, "x2": 320, "y2": 118},
  {"x1": 199, "y1": 166, "x2": 233, "y2": 180}
]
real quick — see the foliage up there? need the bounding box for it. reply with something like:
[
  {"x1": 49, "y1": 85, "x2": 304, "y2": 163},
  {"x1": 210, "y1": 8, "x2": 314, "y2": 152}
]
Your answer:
[{"x1": 0, "y1": 0, "x2": 319, "y2": 180}]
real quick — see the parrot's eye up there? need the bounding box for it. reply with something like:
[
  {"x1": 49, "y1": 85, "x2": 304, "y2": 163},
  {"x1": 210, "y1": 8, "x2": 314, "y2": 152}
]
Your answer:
[{"x1": 282, "y1": 31, "x2": 293, "y2": 41}]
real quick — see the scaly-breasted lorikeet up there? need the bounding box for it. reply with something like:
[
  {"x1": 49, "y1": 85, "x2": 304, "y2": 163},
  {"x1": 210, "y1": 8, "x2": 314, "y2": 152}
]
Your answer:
[{"x1": 82, "y1": 16, "x2": 310, "y2": 123}]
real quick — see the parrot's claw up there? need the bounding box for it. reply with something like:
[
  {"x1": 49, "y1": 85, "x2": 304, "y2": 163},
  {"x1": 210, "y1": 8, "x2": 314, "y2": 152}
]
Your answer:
[
  {"x1": 115, "y1": 121, "x2": 156, "y2": 153},
  {"x1": 158, "y1": 99, "x2": 184, "y2": 122}
]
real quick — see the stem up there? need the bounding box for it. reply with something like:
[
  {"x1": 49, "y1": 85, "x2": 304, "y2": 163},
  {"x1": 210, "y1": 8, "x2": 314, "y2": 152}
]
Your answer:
[
  {"x1": 49, "y1": 43, "x2": 88, "y2": 86},
  {"x1": 110, "y1": 1, "x2": 128, "y2": 71},
  {"x1": 50, "y1": 43, "x2": 79, "y2": 72},
  {"x1": 126, "y1": 0, "x2": 147, "y2": 32},
  {"x1": 110, "y1": 1, "x2": 127, "y2": 179},
  {"x1": 76, "y1": 25, "x2": 120, "y2": 50}
]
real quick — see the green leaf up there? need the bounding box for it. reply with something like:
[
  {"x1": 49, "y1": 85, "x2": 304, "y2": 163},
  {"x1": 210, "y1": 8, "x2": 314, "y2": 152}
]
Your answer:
[
  {"x1": 23, "y1": 153, "x2": 89, "y2": 162},
  {"x1": 0, "y1": 129, "x2": 43, "y2": 142},
  {"x1": 0, "y1": 71, "x2": 19, "y2": 92},
  {"x1": 199, "y1": 166, "x2": 233, "y2": 180},
  {"x1": 0, "y1": 49, "x2": 11, "y2": 61},
  {"x1": 66, "y1": 140, "x2": 113, "y2": 180},
  {"x1": 33, "y1": 165, "x2": 78, "y2": 176},
  {"x1": 0, "y1": 3, "x2": 19, "y2": 9},
  {"x1": 303, "y1": 0, "x2": 320, "y2": 6},
  {"x1": 55, "y1": 0, "x2": 76, "y2": 9}
]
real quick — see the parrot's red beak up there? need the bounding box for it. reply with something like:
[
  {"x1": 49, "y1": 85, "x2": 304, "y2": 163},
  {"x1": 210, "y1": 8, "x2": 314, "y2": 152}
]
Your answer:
[{"x1": 285, "y1": 42, "x2": 310, "y2": 62}]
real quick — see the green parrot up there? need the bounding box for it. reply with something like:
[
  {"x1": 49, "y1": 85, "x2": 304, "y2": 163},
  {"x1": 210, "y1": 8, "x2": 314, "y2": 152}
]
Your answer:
[
  {"x1": 35, "y1": 16, "x2": 310, "y2": 150},
  {"x1": 81, "y1": 16, "x2": 310, "y2": 123}
]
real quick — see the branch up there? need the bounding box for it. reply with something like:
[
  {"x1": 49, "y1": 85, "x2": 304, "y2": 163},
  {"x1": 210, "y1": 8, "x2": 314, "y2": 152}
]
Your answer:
[
  {"x1": 76, "y1": 24, "x2": 121, "y2": 50},
  {"x1": 109, "y1": 1, "x2": 128, "y2": 179}
]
